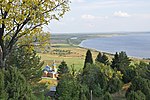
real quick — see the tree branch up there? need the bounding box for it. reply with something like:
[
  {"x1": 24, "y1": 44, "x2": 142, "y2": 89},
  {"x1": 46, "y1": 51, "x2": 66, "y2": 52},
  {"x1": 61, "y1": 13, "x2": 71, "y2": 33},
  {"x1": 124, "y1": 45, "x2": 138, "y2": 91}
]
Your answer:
[{"x1": 42, "y1": 1, "x2": 66, "y2": 14}]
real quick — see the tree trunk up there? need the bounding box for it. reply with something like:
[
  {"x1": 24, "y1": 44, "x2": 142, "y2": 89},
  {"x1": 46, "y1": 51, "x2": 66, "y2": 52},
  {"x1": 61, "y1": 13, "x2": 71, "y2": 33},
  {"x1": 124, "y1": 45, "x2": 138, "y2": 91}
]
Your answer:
[
  {"x1": 0, "y1": 26, "x2": 5, "y2": 68},
  {"x1": 0, "y1": 46, "x2": 3, "y2": 68}
]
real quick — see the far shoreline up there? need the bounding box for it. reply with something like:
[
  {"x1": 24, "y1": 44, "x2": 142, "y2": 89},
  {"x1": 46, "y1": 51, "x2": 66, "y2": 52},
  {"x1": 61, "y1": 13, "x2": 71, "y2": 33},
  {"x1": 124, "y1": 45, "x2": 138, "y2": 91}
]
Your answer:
[{"x1": 51, "y1": 32, "x2": 150, "y2": 61}]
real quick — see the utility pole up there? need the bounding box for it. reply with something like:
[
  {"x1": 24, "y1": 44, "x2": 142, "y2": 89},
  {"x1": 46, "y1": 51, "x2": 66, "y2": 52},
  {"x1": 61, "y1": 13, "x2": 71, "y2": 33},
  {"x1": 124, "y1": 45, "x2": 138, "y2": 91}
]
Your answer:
[{"x1": 90, "y1": 90, "x2": 92, "y2": 100}]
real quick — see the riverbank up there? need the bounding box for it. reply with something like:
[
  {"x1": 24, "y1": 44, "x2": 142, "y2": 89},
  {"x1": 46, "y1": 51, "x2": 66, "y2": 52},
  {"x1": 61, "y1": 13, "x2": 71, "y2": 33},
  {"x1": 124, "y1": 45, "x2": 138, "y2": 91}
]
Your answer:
[
  {"x1": 39, "y1": 33, "x2": 150, "y2": 70},
  {"x1": 39, "y1": 44, "x2": 150, "y2": 71}
]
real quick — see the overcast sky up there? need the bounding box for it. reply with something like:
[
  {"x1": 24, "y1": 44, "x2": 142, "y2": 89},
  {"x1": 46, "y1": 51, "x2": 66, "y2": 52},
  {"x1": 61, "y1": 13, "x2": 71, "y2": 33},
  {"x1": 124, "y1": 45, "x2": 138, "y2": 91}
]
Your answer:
[{"x1": 44, "y1": 0, "x2": 150, "y2": 33}]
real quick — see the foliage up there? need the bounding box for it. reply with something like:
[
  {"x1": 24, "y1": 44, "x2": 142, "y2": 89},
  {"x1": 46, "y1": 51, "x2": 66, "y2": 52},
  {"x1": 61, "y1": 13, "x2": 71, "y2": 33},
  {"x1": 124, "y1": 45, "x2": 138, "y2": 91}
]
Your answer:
[
  {"x1": 83, "y1": 50, "x2": 93, "y2": 69},
  {"x1": 126, "y1": 91, "x2": 146, "y2": 100},
  {"x1": 96, "y1": 53, "x2": 109, "y2": 65},
  {"x1": 108, "y1": 74, "x2": 123, "y2": 93},
  {"x1": 56, "y1": 73, "x2": 80, "y2": 100},
  {"x1": 93, "y1": 84, "x2": 104, "y2": 97},
  {"x1": 0, "y1": 69, "x2": 8, "y2": 99},
  {"x1": 121, "y1": 65, "x2": 138, "y2": 83},
  {"x1": 103, "y1": 92, "x2": 113, "y2": 100},
  {"x1": 126, "y1": 91, "x2": 139, "y2": 100},
  {"x1": 135, "y1": 61, "x2": 150, "y2": 80},
  {"x1": 95, "y1": 52, "x2": 102, "y2": 62},
  {"x1": 0, "y1": 0, "x2": 70, "y2": 68},
  {"x1": 6, "y1": 46, "x2": 43, "y2": 84},
  {"x1": 111, "y1": 51, "x2": 131, "y2": 71},
  {"x1": 82, "y1": 63, "x2": 123, "y2": 99},
  {"x1": 126, "y1": 76, "x2": 150, "y2": 100},
  {"x1": 0, "y1": 67, "x2": 36, "y2": 100},
  {"x1": 111, "y1": 51, "x2": 131, "y2": 83},
  {"x1": 111, "y1": 52, "x2": 119, "y2": 69},
  {"x1": 57, "y1": 61, "x2": 69, "y2": 76},
  {"x1": 136, "y1": 91, "x2": 146, "y2": 100}
]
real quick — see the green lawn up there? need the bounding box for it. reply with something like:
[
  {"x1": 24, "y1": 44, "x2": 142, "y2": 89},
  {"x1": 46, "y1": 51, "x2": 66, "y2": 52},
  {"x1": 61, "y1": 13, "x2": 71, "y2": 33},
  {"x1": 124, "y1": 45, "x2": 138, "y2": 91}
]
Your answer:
[{"x1": 39, "y1": 53, "x2": 84, "y2": 70}]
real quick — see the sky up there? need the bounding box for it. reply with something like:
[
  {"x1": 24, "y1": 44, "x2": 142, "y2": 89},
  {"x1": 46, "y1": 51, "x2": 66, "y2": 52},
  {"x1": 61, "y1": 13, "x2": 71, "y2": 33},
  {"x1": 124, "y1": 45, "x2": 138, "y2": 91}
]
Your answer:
[{"x1": 44, "y1": 0, "x2": 150, "y2": 33}]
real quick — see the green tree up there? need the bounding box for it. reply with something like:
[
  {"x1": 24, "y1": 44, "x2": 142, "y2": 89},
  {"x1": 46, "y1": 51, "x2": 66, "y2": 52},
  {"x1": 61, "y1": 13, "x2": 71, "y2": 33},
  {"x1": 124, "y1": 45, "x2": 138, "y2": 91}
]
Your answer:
[
  {"x1": 126, "y1": 90, "x2": 146, "y2": 100},
  {"x1": 0, "y1": 0, "x2": 70, "y2": 68},
  {"x1": 118, "y1": 51, "x2": 131, "y2": 70},
  {"x1": 99, "y1": 54, "x2": 109, "y2": 65},
  {"x1": 57, "y1": 61, "x2": 69, "y2": 79},
  {"x1": 122, "y1": 65, "x2": 138, "y2": 83},
  {"x1": 95, "y1": 52, "x2": 102, "y2": 62},
  {"x1": 0, "y1": 69, "x2": 8, "y2": 99},
  {"x1": 111, "y1": 52, "x2": 119, "y2": 69},
  {"x1": 108, "y1": 75, "x2": 123, "y2": 93},
  {"x1": 136, "y1": 91, "x2": 146, "y2": 100},
  {"x1": 6, "y1": 46, "x2": 43, "y2": 84},
  {"x1": 111, "y1": 51, "x2": 131, "y2": 70},
  {"x1": 56, "y1": 73, "x2": 80, "y2": 100},
  {"x1": 0, "y1": 67, "x2": 35, "y2": 100},
  {"x1": 126, "y1": 76, "x2": 150, "y2": 100},
  {"x1": 83, "y1": 50, "x2": 93, "y2": 69},
  {"x1": 127, "y1": 91, "x2": 139, "y2": 100},
  {"x1": 103, "y1": 92, "x2": 112, "y2": 100},
  {"x1": 111, "y1": 51, "x2": 131, "y2": 83}
]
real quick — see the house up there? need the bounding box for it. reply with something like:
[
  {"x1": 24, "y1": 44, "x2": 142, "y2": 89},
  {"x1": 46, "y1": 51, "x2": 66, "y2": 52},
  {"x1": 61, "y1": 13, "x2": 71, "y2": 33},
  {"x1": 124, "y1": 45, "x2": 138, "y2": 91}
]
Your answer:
[{"x1": 42, "y1": 62, "x2": 58, "y2": 79}]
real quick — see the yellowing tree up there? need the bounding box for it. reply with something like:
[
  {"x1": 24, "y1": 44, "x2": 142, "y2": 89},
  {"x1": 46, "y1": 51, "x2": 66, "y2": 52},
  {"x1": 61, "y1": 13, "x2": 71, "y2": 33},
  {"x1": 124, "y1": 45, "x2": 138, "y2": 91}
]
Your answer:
[{"x1": 0, "y1": 0, "x2": 70, "y2": 68}]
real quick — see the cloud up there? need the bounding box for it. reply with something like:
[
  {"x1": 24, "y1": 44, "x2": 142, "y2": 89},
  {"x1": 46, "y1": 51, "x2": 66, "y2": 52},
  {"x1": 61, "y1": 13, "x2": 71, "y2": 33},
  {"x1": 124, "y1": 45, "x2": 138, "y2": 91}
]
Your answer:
[
  {"x1": 81, "y1": 14, "x2": 108, "y2": 20},
  {"x1": 113, "y1": 11, "x2": 130, "y2": 17},
  {"x1": 71, "y1": 0, "x2": 85, "y2": 3},
  {"x1": 88, "y1": 23, "x2": 95, "y2": 28},
  {"x1": 81, "y1": 14, "x2": 96, "y2": 20}
]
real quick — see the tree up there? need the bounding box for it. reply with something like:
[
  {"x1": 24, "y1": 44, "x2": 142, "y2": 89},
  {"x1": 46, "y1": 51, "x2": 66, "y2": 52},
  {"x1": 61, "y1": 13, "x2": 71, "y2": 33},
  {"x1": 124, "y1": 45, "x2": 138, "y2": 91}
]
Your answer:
[
  {"x1": 57, "y1": 61, "x2": 69, "y2": 79},
  {"x1": 6, "y1": 46, "x2": 43, "y2": 84},
  {"x1": 56, "y1": 74, "x2": 80, "y2": 100},
  {"x1": 0, "y1": 0, "x2": 70, "y2": 68},
  {"x1": 111, "y1": 51, "x2": 131, "y2": 70},
  {"x1": 122, "y1": 65, "x2": 138, "y2": 83},
  {"x1": 0, "y1": 69, "x2": 8, "y2": 99},
  {"x1": 118, "y1": 51, "x2": 131, "y2": 70},
  {"x1": 111, "y1": 52, "x2": 119, "y2": 69},
  {"x1": 127, "y1": 91, "x2": 139, "y2": 100},
  {"x1": 127, "y1": 91, "x2": 146, "y2": 100},
  {"x1": 96, "y1": 53, "x2": 109, "y2": 65},
  {"x1": 107, "y1": 75, "x2": 123, "y2": 93},
  {"x1": 0, "y1": 67, "x2": 36, "y2": 99},
  {"x1": 95, "y1": 52, "x2": 102, "y2": 62},
  {"x1": 103, "y1": 92, "x2": 112, "y2": 100},
  {"x1": 126, "y1": 76, "x2": 150, "y2": 100},
  {"x1": 83, "y1": 50, "x2": 93, "y2": 69}
]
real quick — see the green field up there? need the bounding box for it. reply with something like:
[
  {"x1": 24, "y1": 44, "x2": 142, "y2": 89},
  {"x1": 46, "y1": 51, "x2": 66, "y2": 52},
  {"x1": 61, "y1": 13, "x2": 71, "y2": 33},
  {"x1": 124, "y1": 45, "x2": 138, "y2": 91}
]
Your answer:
[{"x1": 38, "y1": 43, "x2": 101, "y2": 70}]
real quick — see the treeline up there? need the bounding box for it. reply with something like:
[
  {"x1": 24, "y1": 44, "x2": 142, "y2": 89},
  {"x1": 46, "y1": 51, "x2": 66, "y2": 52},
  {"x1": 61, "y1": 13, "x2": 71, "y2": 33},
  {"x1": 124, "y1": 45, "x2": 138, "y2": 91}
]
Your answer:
[{"x1": 56, "y1": 50, "x2": 150, "y2": 100}]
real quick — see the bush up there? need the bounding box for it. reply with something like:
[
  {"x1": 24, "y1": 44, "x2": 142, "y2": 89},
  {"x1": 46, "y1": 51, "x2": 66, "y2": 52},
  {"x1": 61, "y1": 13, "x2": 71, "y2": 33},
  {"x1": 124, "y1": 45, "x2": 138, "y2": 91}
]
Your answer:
[
  {"x1": 0, "y1": 67, "x2": 36, "y2": 99},
  {"x1": 127, "y1": 91, "x2": 146, "y2": 100},
  {"x1": 126, "y1": 76, "x2": 150, "y2": 100},
  {"x1": 103, "y1": 92, "x2": 113, "y2": 100}
]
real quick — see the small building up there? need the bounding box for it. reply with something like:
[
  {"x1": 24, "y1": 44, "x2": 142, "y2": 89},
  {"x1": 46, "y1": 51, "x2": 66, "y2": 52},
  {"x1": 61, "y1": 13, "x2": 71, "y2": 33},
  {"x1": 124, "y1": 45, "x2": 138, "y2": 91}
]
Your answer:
[
  {"x1": 45, "y1": 86, "x2": 56, "y2": 100},
  {"x1": 42, "y1": 62, "x2": 58, "y2": 79}
]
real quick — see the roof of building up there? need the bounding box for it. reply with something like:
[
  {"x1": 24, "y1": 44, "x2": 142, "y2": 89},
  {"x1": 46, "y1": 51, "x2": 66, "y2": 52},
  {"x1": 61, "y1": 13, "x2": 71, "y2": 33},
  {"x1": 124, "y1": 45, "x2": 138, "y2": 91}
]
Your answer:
[
  {"x1": 50, "y1": 86, "x2": 56, "y2": 91},
  {"x1": 43, "y1": 65, "x2": 52, "y2": 72}
]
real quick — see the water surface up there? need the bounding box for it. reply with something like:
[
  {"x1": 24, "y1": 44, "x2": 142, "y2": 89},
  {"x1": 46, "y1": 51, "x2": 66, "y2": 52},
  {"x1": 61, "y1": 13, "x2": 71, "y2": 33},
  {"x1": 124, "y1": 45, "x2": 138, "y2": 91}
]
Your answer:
[{"x1": 80, "y1": 33, "x2": 150, "y2": 58}]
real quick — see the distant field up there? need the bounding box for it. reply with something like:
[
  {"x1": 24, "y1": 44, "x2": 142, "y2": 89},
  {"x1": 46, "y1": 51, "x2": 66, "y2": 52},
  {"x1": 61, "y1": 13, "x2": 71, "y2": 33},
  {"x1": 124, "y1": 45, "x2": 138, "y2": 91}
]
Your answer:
[{"x1": 38, "y1": 44, "x2": 101, "y2": 70}]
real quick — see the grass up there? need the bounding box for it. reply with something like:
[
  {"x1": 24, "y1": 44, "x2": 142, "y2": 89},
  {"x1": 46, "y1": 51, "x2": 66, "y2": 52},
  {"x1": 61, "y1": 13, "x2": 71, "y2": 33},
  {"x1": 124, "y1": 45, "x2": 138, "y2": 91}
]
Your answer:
[
  {"x1": 38, "y1": 44, "x2": 102, "y2": 70},
  {"x1": 39, "y1": 78, "x2": 58, "y2": 89}
]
